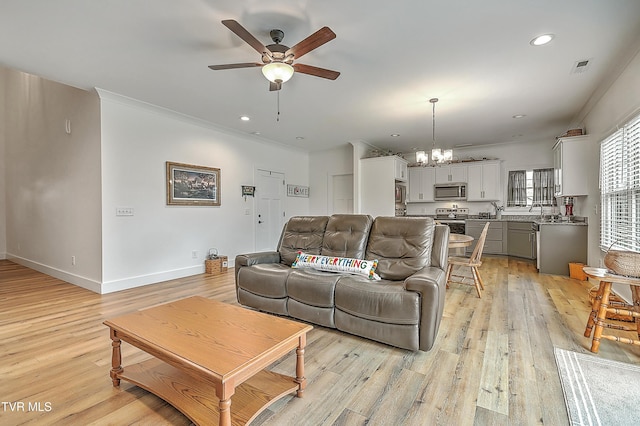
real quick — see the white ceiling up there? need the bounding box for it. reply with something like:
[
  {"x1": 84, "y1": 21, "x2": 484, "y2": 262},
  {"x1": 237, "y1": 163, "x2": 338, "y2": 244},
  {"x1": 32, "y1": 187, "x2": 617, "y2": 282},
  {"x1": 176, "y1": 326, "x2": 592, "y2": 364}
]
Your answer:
[{"x1": 2, "y1": 1, "x2": 640, "y2": 155}]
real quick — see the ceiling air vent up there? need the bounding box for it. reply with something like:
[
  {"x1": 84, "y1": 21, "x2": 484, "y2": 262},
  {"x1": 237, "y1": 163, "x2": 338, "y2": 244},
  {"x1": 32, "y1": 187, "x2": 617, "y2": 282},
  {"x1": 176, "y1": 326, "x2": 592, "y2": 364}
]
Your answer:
[{"x1": 571, "y1": 59, "x2": 591, "y2": 74}]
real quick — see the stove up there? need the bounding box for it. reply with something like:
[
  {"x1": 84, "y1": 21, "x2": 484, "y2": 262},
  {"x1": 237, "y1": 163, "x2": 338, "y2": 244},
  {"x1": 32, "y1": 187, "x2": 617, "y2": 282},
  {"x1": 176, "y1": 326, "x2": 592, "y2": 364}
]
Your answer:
[{"x1": 435, "y1": 208, "x2": 469, "y2": 234}]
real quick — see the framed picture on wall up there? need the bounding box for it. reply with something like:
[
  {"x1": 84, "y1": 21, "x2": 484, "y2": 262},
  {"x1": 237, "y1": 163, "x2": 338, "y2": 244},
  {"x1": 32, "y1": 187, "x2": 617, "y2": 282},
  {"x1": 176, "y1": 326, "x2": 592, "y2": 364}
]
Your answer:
[{"x1": 166, "y1": 161, "x2": 221, "y2": 206}]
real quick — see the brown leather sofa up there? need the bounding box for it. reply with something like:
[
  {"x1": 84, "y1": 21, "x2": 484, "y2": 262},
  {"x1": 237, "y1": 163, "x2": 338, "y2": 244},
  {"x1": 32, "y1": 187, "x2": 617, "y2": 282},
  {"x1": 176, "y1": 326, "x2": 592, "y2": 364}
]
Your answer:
[{"x1": 234, "y1": 214, "x2": 450, "y2": 351}]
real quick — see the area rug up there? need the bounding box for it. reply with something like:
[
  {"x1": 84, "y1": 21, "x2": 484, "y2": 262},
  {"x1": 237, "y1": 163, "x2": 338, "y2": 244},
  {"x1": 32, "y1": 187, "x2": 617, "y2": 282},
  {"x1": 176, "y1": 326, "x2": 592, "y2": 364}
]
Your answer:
[{"x1": 554, "y1": 347, "x2": 640, "y2": 426}]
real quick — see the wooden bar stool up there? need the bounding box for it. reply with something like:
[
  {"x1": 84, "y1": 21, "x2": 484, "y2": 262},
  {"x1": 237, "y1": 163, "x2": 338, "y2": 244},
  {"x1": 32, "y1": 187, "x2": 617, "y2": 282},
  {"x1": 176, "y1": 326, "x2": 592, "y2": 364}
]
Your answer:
[{"x1": 583, "y1": 266, "x2": 640, "y2": 353}]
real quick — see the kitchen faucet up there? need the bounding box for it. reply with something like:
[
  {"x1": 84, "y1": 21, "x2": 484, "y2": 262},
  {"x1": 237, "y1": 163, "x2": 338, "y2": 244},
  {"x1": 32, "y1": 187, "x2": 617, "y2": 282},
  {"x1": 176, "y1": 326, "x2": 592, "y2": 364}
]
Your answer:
[{"x1": 529, "y1": 202, "x2": 544, "y2": 219}]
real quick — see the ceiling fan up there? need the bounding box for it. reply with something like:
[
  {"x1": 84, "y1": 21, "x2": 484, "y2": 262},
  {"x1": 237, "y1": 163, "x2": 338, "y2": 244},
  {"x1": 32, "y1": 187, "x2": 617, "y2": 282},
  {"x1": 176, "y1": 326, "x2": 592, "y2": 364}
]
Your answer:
[{"x1": 209, "y1": 19, "x2": 340, "y2": 91}]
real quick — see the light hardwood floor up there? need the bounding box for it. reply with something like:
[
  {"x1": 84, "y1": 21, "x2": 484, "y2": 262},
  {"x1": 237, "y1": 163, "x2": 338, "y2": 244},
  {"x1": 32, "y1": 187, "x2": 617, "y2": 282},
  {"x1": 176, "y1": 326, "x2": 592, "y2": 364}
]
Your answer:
[{"x1": 1, "y1": 257, "x2": 639, "y2": 425}]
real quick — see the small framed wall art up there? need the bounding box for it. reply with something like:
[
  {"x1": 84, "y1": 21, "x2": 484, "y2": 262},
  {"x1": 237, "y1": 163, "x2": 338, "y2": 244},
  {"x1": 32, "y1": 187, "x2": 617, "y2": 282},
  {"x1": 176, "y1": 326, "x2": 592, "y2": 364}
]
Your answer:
[
  {"x1": 166, "y1": 161, "x2": 220, "y2": 206},
  {"x1": 287, "y1": 184, "x2": 309, "y2": 198}
]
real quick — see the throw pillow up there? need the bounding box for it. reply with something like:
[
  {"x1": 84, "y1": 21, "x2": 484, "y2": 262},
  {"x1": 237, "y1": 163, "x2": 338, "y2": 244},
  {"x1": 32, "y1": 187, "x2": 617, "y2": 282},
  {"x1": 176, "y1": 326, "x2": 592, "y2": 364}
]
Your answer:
[{"x1": 292, "y1": 252, "x2": 380, "y2": 280}]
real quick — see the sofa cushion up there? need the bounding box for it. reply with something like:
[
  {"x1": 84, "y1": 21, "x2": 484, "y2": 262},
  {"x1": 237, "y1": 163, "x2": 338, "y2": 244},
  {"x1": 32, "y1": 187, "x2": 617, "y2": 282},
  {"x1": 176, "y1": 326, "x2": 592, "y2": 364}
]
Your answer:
[
  {"x1": 237, "y1": 263, "x2": 291, "y2": 298},
  {"x1": 365, "y1": 217, "x2": 435, "y2": 281},
  {"x1": 292, "y1": 252, "x2": 379, "y2": 280},
  {"x1": 334, "y1": 275, "x2": 420, "y2": 325},
  {"x1": 287, "y1": 269, "x2": 340, "y2": 308},
  {"x1": 278, "y1": 216, "x2": 330, "y2": 266},
  {"x1": 321, "y1": 214, "x2": 373, "y2": 259},
  {"x1": 334, "y1": 309, "x2": 419, "y2": 351},
  {"x1": 238, "y1": 288, "x2": 288, "y2": 316}
]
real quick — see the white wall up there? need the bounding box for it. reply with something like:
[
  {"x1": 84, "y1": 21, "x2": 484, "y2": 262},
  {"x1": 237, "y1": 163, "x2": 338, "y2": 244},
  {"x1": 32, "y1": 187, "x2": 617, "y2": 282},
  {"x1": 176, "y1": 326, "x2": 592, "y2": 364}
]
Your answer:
[
  {"x1": 580, "y1": 46, "x2": 640, "y2": 269},
  {"x1": 3, "y1": 67, "x2": 102, "y2": 289},
  {"x1": 99, "y1": 91, "x2": 310, "y2": 293},
  {"x1": 308, "y1": 144, "x2": 353, "y2": 215},
  {"x1": 0, "y1": 67, "x2": 7, "y2": 259}
]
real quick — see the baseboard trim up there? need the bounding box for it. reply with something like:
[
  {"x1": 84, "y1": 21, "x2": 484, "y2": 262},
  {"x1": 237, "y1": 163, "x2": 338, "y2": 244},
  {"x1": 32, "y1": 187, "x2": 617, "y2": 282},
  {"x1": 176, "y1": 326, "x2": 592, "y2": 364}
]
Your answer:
[
  {"x1": 6, "y1": 254, "x2": 102, "y2": 293},
  {"x1": 100, "y1": 265, "x2": 205, "y2": 294},
  {"x1": 4, "y1": 255, "x2": 213, "y2": 294}
]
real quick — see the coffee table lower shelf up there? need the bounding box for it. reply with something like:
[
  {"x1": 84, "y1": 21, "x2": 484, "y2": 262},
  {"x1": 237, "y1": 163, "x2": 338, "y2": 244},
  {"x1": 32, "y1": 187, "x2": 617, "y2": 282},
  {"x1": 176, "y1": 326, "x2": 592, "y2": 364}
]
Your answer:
[{"x1": 119, "y1": 358, "x2": 298, "y2": 426}]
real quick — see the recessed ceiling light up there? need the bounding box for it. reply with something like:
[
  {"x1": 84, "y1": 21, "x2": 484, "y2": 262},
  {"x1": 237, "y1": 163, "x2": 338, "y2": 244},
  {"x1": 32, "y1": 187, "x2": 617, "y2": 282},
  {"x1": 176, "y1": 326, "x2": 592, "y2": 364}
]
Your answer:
[
  {"x1": 530, "y1": 34, "x2": 554, "y2": 46},
  {"x1": 391, "y1": 134, "x2": 400, "y2": 137},
  {"x1": 240, "y1": 116, "x2": 250, "y2": 121},
  {"x1": 251, "y1": 131, "x2": 261, "y2": 135},
  {"x1": 295, "y1": 136, "x2": 305, "y2": 140},
  {"x1": 512, "y1": 114, "x2": 526, "y2": 119}
]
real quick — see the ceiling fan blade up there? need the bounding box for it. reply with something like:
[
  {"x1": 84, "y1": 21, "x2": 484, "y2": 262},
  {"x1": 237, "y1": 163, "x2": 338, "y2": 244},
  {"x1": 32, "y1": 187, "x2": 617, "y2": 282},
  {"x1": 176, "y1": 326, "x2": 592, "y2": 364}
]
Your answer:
[
  {"x1": 285, "y1": 27, "x2": 336, "y2": 59},
  {"x1": 293, "y1": 63, "x2": 340, "y2": 80},
  {"x1": 222, "y1": 19, "x2": 273, "y2": 57},
  {"x1": 208, "y1": 63, "x2": 263, "y2": 70},
  {"x1": 269, "y1": 81, "x2": 282, "y2": 91}
]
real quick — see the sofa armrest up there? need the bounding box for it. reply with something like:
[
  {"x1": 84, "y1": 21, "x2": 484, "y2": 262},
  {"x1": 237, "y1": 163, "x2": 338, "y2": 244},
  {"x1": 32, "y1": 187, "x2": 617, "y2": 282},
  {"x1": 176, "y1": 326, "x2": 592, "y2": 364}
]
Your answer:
[
  {"x1": 431, "y1": 224, "x2": 450, "y2": 270},
  {"x1": 234, "y1": 251, "x2": 282, "y2": 295},
  {"x1": 404, "y1": 266, "x2": 447, "y2": 351},
  {"x1": 235, "y1": 251, "x2": 281, "y2": 268}
]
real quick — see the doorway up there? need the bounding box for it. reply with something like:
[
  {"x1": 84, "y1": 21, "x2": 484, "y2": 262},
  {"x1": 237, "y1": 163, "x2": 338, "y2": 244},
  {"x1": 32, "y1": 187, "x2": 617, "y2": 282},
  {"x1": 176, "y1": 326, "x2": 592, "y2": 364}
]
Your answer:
[
  {"x1": 255, "y1": 169, "x2": 285, "y2": 251},
  {"x1": 330, "y1": 174, "x2": 354, "y2": 214}
]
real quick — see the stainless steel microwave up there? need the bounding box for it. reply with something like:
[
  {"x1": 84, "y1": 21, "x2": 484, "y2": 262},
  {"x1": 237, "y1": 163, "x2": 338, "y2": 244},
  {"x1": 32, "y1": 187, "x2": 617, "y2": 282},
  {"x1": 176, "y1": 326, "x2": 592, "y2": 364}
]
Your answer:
[{"x1": 434, "y1": 182, "x2": 467, "y2": 201}]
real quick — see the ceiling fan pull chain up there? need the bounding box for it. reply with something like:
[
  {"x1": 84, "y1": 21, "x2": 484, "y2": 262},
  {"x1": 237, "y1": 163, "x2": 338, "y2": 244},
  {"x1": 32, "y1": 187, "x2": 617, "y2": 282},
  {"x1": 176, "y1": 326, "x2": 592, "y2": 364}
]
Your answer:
[{"x1": 277, "y1": 90, "x2": 280, "y2": 122}]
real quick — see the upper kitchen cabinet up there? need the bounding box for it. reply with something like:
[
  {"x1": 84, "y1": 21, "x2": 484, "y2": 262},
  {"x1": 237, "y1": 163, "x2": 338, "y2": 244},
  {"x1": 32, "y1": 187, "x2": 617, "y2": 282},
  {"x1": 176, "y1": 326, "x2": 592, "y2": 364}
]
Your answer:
[
  {"x1": 360, "y1": 156, "x2": 408, "y2": 217},
  {"x1": 467, "y1": 161, "x2": 501, "y2": 201},
  {"x1": 435, "y1": 164, "x2": 467, "y2": 183},
  {"x1": 408, "y1": 166, "x2": 436, "y2": 202},
  {"x1": 553, "y1": 135, "x2": 589, "y2": 196},
  {"x1": 395, "y1": 157, "x2": 408, "y2": 182}
]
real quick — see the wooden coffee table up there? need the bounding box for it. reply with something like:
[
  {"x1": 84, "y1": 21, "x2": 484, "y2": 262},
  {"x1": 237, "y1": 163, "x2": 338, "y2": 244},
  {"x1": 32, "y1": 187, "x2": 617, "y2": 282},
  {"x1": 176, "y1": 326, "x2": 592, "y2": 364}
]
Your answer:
[{"x1": 104, "y1": 296, "x2": 313, "y2": 426}]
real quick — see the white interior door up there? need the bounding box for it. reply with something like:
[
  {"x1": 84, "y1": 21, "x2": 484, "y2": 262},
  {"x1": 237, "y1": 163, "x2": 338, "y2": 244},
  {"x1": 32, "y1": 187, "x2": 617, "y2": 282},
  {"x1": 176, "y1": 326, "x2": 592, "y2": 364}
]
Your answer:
[
  {"x1": 256, "y1": 169, "x2": 285, "y2": 251},
  {"x1": 331, "y1": 174, "x2": 354, "y2": 214}
]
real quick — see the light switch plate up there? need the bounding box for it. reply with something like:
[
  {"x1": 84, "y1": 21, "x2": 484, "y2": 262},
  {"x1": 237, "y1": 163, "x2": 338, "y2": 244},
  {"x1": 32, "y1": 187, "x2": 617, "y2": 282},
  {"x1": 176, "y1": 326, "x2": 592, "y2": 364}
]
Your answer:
[{"x1": 116, "y1": 207, "x2": 134, "y2": 216}]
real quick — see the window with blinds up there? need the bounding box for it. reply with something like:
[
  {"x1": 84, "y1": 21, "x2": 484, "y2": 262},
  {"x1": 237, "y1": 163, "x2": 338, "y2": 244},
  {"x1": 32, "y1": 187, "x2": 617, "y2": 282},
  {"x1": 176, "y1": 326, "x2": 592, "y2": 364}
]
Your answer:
[{"x1": 600, "y1": 113, "x2": 640, "y2": 252}]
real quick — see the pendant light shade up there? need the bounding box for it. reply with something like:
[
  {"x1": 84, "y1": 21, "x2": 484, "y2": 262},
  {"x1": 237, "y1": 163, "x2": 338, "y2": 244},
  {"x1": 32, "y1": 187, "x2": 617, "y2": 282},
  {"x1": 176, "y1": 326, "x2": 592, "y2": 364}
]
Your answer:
[
  {"x1": 262, "y1": 62, "x2": 294, "y2": 83},
  {"x1": 429, "y1": 98, "x2": 452, "y2": 163}
]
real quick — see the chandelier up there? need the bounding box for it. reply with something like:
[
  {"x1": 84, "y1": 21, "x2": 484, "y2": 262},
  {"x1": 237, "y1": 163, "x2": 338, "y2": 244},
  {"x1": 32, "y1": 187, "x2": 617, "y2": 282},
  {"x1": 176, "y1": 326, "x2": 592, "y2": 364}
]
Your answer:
[{"x1": 430, "y1": 98, "x2": 453, "y2": 163}]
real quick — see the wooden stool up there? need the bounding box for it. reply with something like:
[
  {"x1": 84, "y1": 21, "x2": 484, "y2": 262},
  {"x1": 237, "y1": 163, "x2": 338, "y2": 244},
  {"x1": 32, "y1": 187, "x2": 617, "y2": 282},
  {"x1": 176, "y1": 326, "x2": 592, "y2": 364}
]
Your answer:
[{"x1": 583, "y1": 267, "x2": 640, "y2": 353}]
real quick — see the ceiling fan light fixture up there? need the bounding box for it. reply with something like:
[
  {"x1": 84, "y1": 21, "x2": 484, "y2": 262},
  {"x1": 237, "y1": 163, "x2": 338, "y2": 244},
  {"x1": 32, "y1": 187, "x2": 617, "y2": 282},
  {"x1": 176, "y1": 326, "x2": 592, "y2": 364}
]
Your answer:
[{"x1": 262, "y1": 62, "x2": 294, "y2": 84}]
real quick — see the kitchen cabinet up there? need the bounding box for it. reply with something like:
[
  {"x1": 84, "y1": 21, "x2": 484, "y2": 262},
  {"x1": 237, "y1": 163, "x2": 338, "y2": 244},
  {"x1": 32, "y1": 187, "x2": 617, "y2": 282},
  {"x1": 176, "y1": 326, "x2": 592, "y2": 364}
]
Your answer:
[
  {"x1": 507, "y1": 222, "x2": 536, "y2": 259},
  {"x1": 407, "y1": 167, "x2": 436, "y2": 202},
  {"x1": 395, "y1": 158, "x2": 408, "y2": 182},
  {"x1": 467, "y1": 161, "x2": 501, "y2": 201},
  {"x1": 360, "y1": 156, "x2": 408, "y2": 217},
  {"x1": 465, "y1": 220, "x2": 507, "y2": 255},
  {"x1": 538, "y1": 223, "x2": 587, "y2": 275},
  {"x1": 553, "y1": 135, "x2": 589, "y2": 196},
  {"x1": 435, "y1": 164, "x2": 467, "y2": 183}
]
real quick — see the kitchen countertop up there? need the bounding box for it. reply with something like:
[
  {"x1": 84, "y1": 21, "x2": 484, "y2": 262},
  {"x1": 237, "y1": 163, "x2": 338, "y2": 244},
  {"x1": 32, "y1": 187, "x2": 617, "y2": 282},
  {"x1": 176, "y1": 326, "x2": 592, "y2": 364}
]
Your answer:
[
  {"x1": 408, "y1": 215, "x2": 588, "y2": 225},
  {"x1": 468, "y1": 216, "x2": 588, "y2": 225}
]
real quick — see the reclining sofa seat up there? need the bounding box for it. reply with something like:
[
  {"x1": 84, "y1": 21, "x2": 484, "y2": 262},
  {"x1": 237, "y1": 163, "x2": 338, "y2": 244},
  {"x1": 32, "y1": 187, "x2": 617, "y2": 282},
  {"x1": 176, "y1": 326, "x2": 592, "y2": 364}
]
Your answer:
[{"x1": 235, "y1": 214, "x2": 449, "y2": 351}]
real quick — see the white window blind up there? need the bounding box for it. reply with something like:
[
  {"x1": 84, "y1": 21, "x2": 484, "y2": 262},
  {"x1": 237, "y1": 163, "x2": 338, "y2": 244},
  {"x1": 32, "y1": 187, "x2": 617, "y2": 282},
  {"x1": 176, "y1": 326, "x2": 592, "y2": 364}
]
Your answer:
[{"x1": 600, "y1": 113, "x2": 640, "y2": 252}]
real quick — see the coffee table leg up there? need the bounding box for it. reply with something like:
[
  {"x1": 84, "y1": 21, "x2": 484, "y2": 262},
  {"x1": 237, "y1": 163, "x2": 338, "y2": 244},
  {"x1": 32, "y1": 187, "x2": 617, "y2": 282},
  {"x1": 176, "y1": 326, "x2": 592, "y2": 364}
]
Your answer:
[
  {"x1": 109, "y1": 328, "x2": 123, "y2": 386},
  {"x1": 294, "y1": 334, "x2": 307, "y2": 397},
  {"x1": 215, "y1": 381, "x2": 234, "y2": 426},
  {"x1": 218, "y1": 398, "x2": 231, "y2": 426}
]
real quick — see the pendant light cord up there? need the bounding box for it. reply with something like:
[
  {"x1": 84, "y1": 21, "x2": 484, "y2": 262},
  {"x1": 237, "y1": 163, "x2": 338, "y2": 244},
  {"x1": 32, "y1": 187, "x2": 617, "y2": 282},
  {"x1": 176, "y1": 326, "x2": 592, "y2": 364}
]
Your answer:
[
  {"x1": 432, "y1": 99, "x2": 436, "y2": 148},
  {"x1": 430, "y1": 98, "x2": 439, "y2": 150},
  {"x1": 277, "y1": 91, "x2": 281, "y2": 122}
]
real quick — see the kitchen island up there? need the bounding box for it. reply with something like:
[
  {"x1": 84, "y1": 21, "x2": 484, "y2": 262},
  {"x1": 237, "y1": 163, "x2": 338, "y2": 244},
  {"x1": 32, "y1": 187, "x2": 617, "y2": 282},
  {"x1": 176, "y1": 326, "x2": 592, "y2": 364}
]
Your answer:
[{"x1": 535, "y1": 220, "x2": 588, "y2": 276}]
